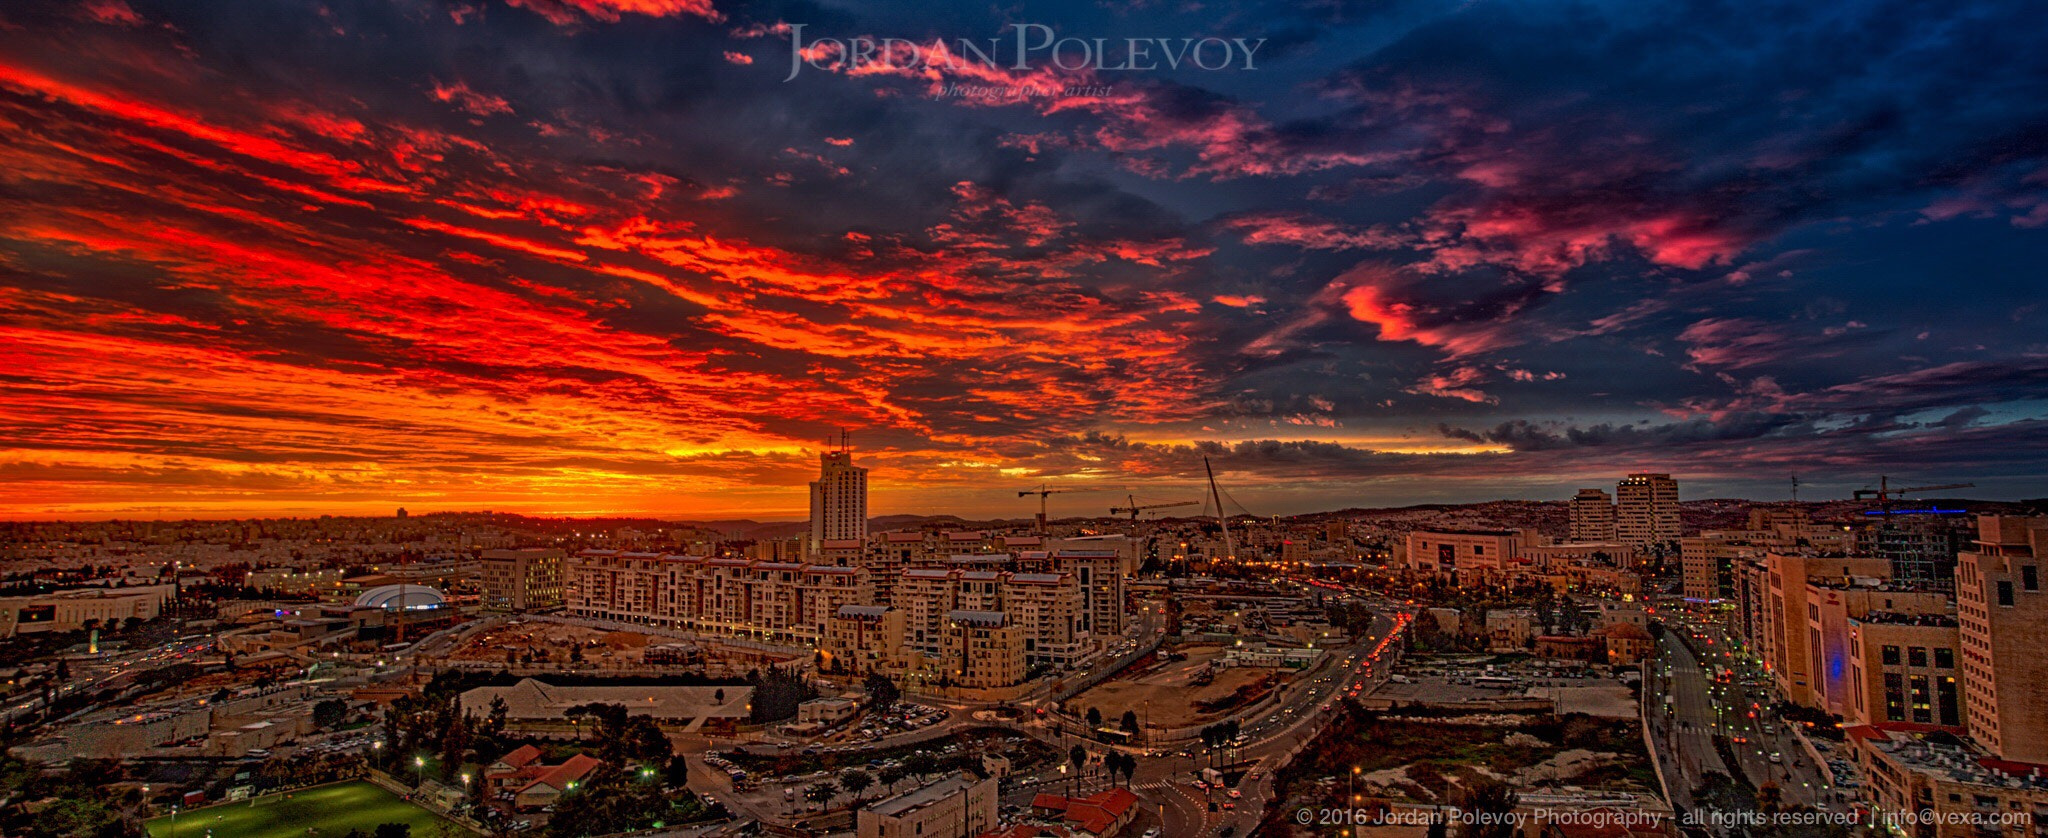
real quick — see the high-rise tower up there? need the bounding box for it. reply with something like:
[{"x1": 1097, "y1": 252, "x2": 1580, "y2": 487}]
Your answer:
[
  {"x1": 1615, "y1": 473, "x2": 1680, "y2": 545},
  {"x1": 809, "y1": 434, "x2": 868, "y2": 554},
  {"x1": 1568, "y1": 488, "x2": 1616, "y2": 542}
]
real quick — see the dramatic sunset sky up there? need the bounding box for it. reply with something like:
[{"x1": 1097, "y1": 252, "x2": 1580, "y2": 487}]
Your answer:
[{"x1": 2, "y1": 0, "x2": 2045, "y2": 520}]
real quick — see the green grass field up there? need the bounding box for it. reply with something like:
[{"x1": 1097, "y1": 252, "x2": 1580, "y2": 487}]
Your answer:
[{"x1": 144, "y1": 781, "x2": 464, "y2": 838}]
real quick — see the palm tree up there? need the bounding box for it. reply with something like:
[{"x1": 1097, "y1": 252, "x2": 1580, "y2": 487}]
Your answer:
[
  {"x1": 840, "y1": 769, "x2": 873, "y2": 802},
  {"x1": 878, "y1": 765, "x2": 907, "y2": 792},
  {"x1": 1068, "y1": 745, "x2": 1087, "y2": 796},
  {"x1": 803, "y1": 781, "x2": 837, "y2": 811}
]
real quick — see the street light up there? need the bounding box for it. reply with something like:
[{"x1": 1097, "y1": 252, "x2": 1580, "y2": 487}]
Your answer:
[{"x1": 414, "y1": 756, "x2": 425, "y2": 789}]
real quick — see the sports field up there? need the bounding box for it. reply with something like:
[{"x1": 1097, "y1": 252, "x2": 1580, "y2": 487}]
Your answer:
[{"x1": 144, "y1": 780, "x2": 467, "y2": 838}]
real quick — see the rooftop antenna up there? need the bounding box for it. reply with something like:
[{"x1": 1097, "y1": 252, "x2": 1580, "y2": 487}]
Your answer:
[{"x1": 1790, "y1": 475, "x2": 1799, "y2": 503}]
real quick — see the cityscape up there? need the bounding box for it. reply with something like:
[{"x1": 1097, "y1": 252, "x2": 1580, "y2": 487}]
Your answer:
[{"x1": 3, "y1": 1, "x2": 2048, "y2": 838}]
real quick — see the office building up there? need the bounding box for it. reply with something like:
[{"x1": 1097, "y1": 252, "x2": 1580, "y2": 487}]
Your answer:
[
  {"x1": 1956, "y1": 516, "x2": 2048, "y2": 763},
  {"x1": 1403, "y1": 529, "x2": 1529, "y2": 580},
  {"x1": 1615, "y1": 473, "x2": 1681, "y2": 546},
  {"x1": 480, "y1": 548, "x2": 564, "y2": 611},
  {"x1": 1569, "y1": 488, "x2": 1617, "y2": 543},
  {"x1": 1846, "y1": 611, "x2": 1963, "y2": 728},
  {"x1": 856, "y1": 773, "x2": 998, "y2": 838},
  {"x1": 1761, "y1": 553, "x2": 1893, "y2": 706}
]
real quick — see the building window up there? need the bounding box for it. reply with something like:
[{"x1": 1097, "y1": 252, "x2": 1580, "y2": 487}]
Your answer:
[
  {"x1": 1882, "y1": 645, "x2": 1901, "y2": 665},
  {"x1": 1997, "y1": 581, "x2": 2014, "y2": 606},
  {"x1": 1938, "y1": 676, "x2": 1960, "y2": 727},
  {"x1": 1935, "y1": 647, "x2": 1953, "y2": 668},
  {"x1": 2026, "y1": 565, "x2": 2039, "y2": 592},
  {"x1": 1909, "y1": 647, "x2": 1927, "y2": 667},
  {"x1": 1883, "y1": 673, "x2": 1906, "y2": 722}
]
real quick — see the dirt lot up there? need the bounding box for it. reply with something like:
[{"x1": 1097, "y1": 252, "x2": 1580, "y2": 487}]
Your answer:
[
  {"x1": 1067, "y1": 647, "x2": 1288, "y2": 728},
  {"x1": 449, "y1": 621, "x2": 655, "y2": 666}
]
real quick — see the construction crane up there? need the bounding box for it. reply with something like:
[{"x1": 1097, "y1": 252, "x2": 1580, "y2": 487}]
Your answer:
[
  {"x1": 1018, "y1": 484, "x2": 1103, "y2": 534},
  {"x1": 1853, "y1": 476, "x2": 1975, "y2": 507},
  {"x1": 1109, "y1": 495, "x2": 1198, "y2": 521}
]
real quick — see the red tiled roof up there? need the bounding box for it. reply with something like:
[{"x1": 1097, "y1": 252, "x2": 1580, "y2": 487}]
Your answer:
[
  {"x1": 517, "y1": 754, "x2": 601, "y2": 795},
  {"x1": 489, "y1": 744, "x2": 543, "y2": 773}
]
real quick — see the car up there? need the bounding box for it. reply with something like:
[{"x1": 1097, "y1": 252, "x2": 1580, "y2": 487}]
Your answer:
[
  {"x1": 1223, "y1": 801, "x2": 1236, "y2": 810},
  {"x1": 1227, "y1": 789, "x2": 1242, "y2": 798},
  {"x1": 1192, "y1": 781, "x2": 1208, "y2": 790}
]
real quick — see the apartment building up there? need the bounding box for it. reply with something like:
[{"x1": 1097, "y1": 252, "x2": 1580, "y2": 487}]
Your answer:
[
  {"x1": 940, "y1": 610, "x2": 1027, "y2": 689},
  {"x1": 565, "y1": 550, "x2": 871, "y2": 646},
  {"x1": 891, "y1": 566, "x2": 1087, "y2": 666},
  {"x1": 821, "y1": 604, "x2": 907, "y2": 676}
]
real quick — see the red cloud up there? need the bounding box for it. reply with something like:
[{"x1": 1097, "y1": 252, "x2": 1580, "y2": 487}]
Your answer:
[{"x1": 506, "y1": 0, "x2": 721, "y2": 25}]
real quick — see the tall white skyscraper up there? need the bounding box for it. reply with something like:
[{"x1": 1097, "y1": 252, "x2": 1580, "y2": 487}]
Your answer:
[
  {"x1": 809, "y1": 444, "x2": 868, "y2": 553},
  {"x1": 1615, "y1": 472, "x2": 1680, "y2": 545}
]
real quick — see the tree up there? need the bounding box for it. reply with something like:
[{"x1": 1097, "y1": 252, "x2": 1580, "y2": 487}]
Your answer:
[
  {"x1": 438, "y1": 697, "x2": 470, "y2": 780},
  {"x1": 840, "y1": 768, "x2": 874, "y2": 801},
  {"x1": 1068, "y1": 745, "x2": 1087, "y2": 795},
  {"x1": 664, "y1": 755, "x2": 690, "y2": 787},
  {"x1": 1452, "y1": 779, "x2": 1519, "y2": 838},
  {"x1": 862, "y1": 672, "x2": 900, "y2": 708},
  {"x1": 624, "y1": 717, "x2": 672, "y2": 764},
  {"x1": 374, "y1": 824, "x2": 411, "y2": 838},
  {"x1": 313, "y1": 698, "x2": 349, "y2": 730},
  {"x1": 903, "y1": 752, "x2": 938, "y2": 780},
  {"x1": 878, "y1": 765, "x2": 907, "y2": 791},
  {"x1": 1086, "y1": 707, "x2": 1102, "y2": 728},
  {"x1": 802, "y1": 781, "x2": 837, "y2": 809},
  {"x1": 1120, "y1": 709, "x2": 1140, "y2": 736},
  {"x1": 482, "y1": 696, "x2": 509, "y2": 742}
]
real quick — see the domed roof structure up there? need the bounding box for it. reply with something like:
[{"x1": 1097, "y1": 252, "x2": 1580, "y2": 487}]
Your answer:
[{"x1": 354, "y1": 583, "x2": 445, "y2": 610}]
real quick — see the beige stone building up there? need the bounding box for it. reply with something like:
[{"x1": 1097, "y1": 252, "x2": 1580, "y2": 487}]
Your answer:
[
  {"x1": 1956, "y1": 515, "x2": 2048, "y2": 763},
  {"x1": 856, "y1": 773, "x2": 998, "y2": 838},
  {"x1": 565, "y1": 550, "x2": 871, "y2": 645},
  {"x1": 1846, "y1": 612, "x2": 1963, "y2": 728},
  {"x1": 937, "y1": 610, "x2": 1026, "y2": 689},
  {"x1": 480, "y1": 548, "x2": 564, "y2": 611}
]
